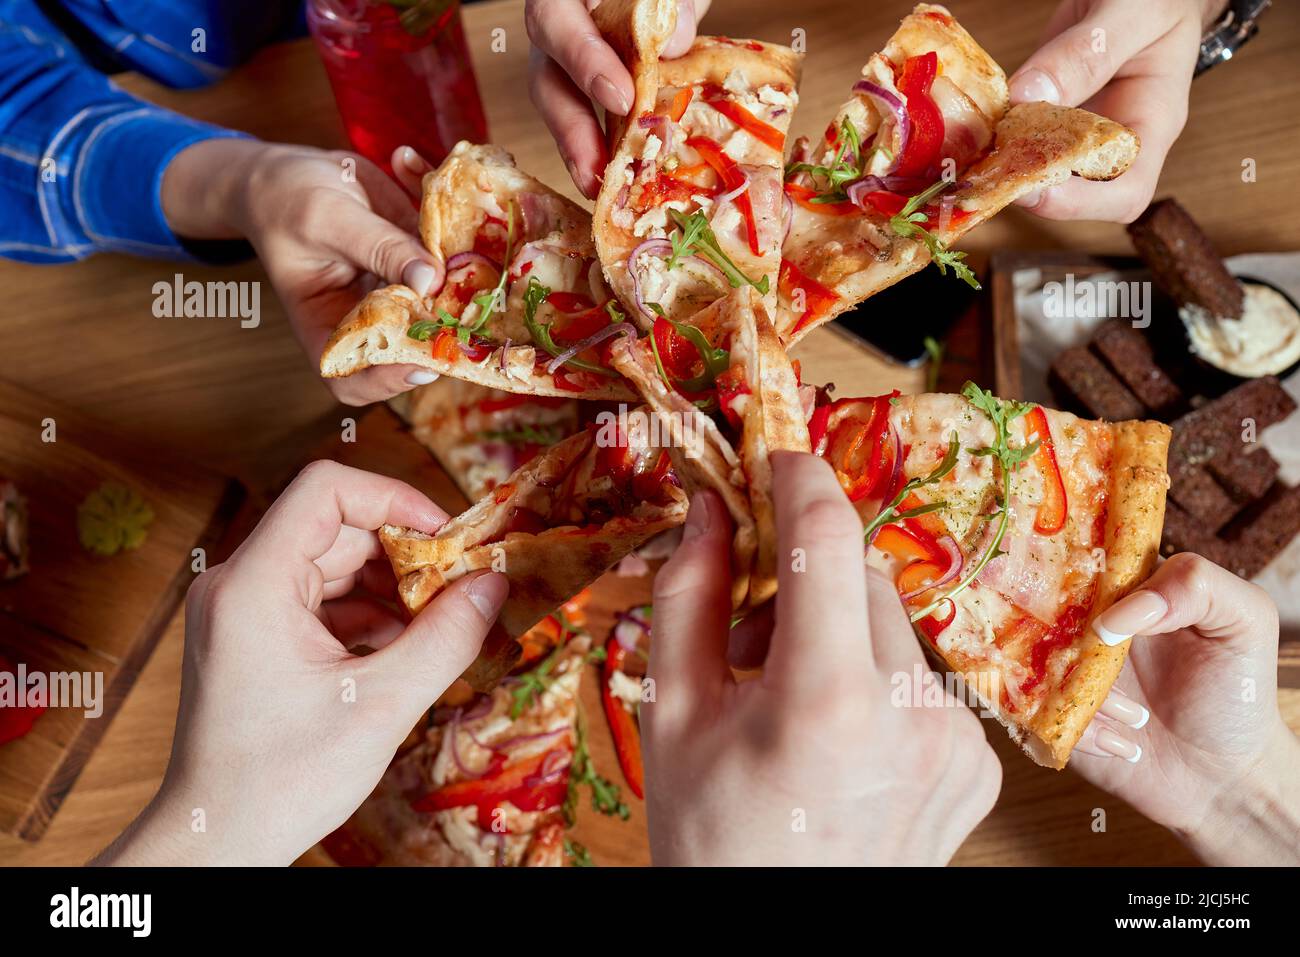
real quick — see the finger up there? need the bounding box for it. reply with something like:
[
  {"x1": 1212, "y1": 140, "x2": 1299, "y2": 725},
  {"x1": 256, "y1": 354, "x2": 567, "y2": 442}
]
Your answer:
[
  {"x1": 319, "y1": 595, "x2": 408, "y2": 652},
  {"x1": 316, "y1": 525, "x2": 383, "y2": 584},
  {"x1": 662, "y1": 0, "x2": 707, "y2": 58},
  {"x1": 1008, "y1": 1, "x2": 1169, "y2": 109},
  {"x1": 1092, "y1": 552, "x2": 1280, "y2": 653},
  {"x1": 763, "y1": 452, "x2": 872, "y2": 699},
  {"x1": 1072, "y1": 717, "x2": 1143, "y2": 763},
  {"x1": 325, "y1": 363, "x2": 440, "y2": 407},
  {"x1": 528, "y1": 49, "x2": 607, "y2": 199},
  {"x1": 863, "y1": 567, "x2": 927, "y2": 677},
  {"x1": 649, "y1": 491, "x2": 736, "y2": 711},
  {"x1": 234, "y1": 461, "x2": 448, "y2": 606},
  {"x1": 1098, "y1": 687, "x2": 1151, "y2": 730},
  {"x1": 525, "y1": 0, "x2": 633, "y2": 116},
  {"x1": 390, "y1": 145, "x2": 433, "y2": 202},
  {"x1": 320, "y1": 557, "x2": 399, "y2": 603},
  {"x1": 317, "y1": 200, "x2": 444, "y2": 297},
  {"x1": 358, "y1": 570, "x2": 508, "y2": 721},
  {"x1": 727, "y1": 598, "x2": 774, "y2": 670},
  {"x1": 1015, "y1": 70, "x2": 1189, "y2": 223}
]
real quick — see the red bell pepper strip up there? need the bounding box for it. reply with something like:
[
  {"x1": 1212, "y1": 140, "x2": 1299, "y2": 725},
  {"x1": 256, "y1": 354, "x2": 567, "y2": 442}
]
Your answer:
[
  {"x1": 601, "y1": 637, "x2": 645, "y2": 800},
  {"x1": 546, "y1": 291, "x2": 596, "y2": 313},
  {"x1": 411, "y1": 746, "x2": 571, "y2": 831},
  {"x1": 779, "y1": 258, "x2": 841, "y2": 337},
  {"x1": 668, "y1": 87, "x2": 694, "y2": 122},
  {"x1": 686, "y1": 135, "x2": 761, "y2": 255},
  {"x1": 826, "y1": 394, "x2": 895, "y2": 501},
  {"x1": 892, "y1": 52, "x2": 944, "y2": 179},
  {"x1": 784, "y1": 181, "x2": 858, "y2": 217},
  {"x1": 915, "y1": 597, "x2": 956, "y2": 643},
  {"x1": 874, "y1": 523, "x2": 947, "y2": 567},
  {"x1": 1025, "y1": 406, "x2": 1067, "y2": 534},
  {"x1": 701, "y1": 84, "x2": 785, "y2": 151},
  {"x1": 896, "y1": 559, "x2": 948, "y2": 600},
  {"x1": 714, "y1": 365, "x2": 752, "y2": 431}
]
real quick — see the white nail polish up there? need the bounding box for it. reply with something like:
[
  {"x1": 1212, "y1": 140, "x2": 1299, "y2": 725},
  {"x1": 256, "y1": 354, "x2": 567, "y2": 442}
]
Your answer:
[
  {"x1": 406, "y1": 370, "x2": 439, "y2": 386},
  {"x1": 1131, "y1": 705, "x2": 1150, "y2": 730},
  {"x1": 1094, "y1": 621, "x2": 1131, "y2": 646},
  {"x1": 1126, "y1": 744, "x2": 1142, "y2": 764}
]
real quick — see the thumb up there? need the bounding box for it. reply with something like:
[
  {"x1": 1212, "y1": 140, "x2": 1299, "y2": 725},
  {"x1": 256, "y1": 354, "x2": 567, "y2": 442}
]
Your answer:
[
  {"x1": 662, "y1": 0, "x2": 708, "y2": 59},
  {"x1": 1008, "y1": 6, "x2": 1148, "y2": 108},
  {"x1": 326, "y1": 208, "x2": 446, "y2": 298},
  {"x1": 359, "y1": 570, "x2": 509, "y2": 722}
]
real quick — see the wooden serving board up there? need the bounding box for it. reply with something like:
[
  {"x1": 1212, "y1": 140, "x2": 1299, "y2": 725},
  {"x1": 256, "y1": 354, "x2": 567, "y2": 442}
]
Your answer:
[
  {"x1": 0, "y1": 378, "x2": 242, "y2": 840},
  {"x1": 295, "y1": 406, "x2": 655, "y2": 867}
]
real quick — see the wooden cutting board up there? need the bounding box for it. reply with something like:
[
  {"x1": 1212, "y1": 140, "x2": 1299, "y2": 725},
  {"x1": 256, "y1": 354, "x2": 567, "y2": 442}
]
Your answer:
[
  {"x1": 294, "y1": 405, "x2": 654, "y2": 867},
  {"x1": 0, "y1": 378, "x2": 242, "y2": 840}
]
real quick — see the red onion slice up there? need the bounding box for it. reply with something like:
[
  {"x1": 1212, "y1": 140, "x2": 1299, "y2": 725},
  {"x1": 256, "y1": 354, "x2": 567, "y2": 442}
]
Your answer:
[
  {"x1": 898, "y1": 534, "x2": 964, "y2": 601},
  {"x1": 498, "y1": 338, "x2": 511, "y2": 373},
  {"x1": 446, "y1": 251, "x2": 501, "y2": 274},
  {"x1": 636, "y1": 113, "x2": 674, "y2": 156},
  {"x1": 852, "y1": 80, "x2": 909, "y2": 174},
  {"x1": 938, "y1": 194, "x2": 955, "y2": 233},
  {"x1": 627, "y1": 238, "x2": 675, "y2": 319},
  {"x1": 716, "y1": 170, "x2": 751, "y2": 205},
  {"x1": 612, "y1": 608, "x2": 651, "y2": 651},
  {"x1": 545, "y1": 322, "x2": 636, "y2": 374}
]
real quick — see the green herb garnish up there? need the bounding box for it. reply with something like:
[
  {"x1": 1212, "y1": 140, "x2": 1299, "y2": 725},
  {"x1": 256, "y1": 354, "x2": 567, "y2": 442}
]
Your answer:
[
  {"x1": 521, "y1": 277, "x2": 620, "y2": 378},
  {"x1": 906, "y1": 383, "x2": 1037, "y2": 623},
  {"x1": 666, "y1": 209, "x2": 769, "y2": 295},
  {"x1": 77, "y1": 482, "x2": 154, "y2": 556},
  {"x1": 888, "y1": 181, "x2": 981, "y2": 290},
  {"x1": 862, "y1": 433, "x2": 958, "y2": 544},
  {"x1": 564, "y1": 710, "x2": 629, "y2": 824},
  {"x1": 784, "y1": 116, "x2": 891, "y2": 203},
  {"x1": 564, "y1": 837, "x2": 594, "y2": 867}
]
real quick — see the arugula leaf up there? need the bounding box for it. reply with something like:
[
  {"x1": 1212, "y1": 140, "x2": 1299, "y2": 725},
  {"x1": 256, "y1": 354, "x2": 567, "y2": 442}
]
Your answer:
[
  {"x1": 907, "y1": 383, "x2": 1036, "y2": 623},
  {"x1": 77, "y1": 482, "x2": 154, "y2": 556},
  {"x1": 784, "y1": 116, "x2": 890, "y2": 203},
  {"x1": 862, "y1": 433, "x2": 959, "y2": 544},
  {"x1": 477, "y1": 424, "x2": 566, "y2": 446},
  {"x1": 666, "y1": 209, "x2": 769, "y2": 295},
  {"x1": 521, "y1": 277, "x2": 620, "y2": 378},
  {"x1": 887, "y1": 181, "x2": 981, "y2": 290},
  {"x1": 565, "y1": 710, "x2": 629, "y2": 824},
  {"x1": 406, "y1": 308, "x2": 460, "y2": 342},
  {"x1": 564, "y1": 837, "x2": 594, "y2": 867},
  {"x1": 469, "y1": 199, "x2": 518, "y2": 322},
  {"x1": 924, "y1": 335, "x2": 944, "y2": 392}
]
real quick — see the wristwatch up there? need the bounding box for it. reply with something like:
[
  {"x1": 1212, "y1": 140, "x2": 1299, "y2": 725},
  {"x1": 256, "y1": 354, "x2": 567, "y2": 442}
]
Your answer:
[{"x1": 1196, "y1": 0, "x2": 1271, "y2": 76}]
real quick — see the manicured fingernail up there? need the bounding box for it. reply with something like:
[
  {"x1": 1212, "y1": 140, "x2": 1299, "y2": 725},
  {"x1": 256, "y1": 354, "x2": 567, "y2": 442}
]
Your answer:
[
  {"x1": 1100, "y1": 692, "x2": 1150, "y2": 730},
  {"x1": 681, "y1": 493, "x2": 711, "y2": 543},
  {"x1": 1016, "y1": 188, "x2": 1045, "y2": 210},
  {"x1": 403, "y1": 260, "x2": 439, "y2": 296},
  {"x1": 405, "y1": 370, "x2": 439, "y2": 386},
  {"x1": 1095, "y1": 727, "x2": 1142, "y2": 763},
  {"x1": 465, "y1": 572, "x2": 509, "y2": 620},
  {"x1": 1093, "y1": 590, "x2": 1168, "y2": 646},
  {"x1": 591, "y1": 74, "x2": 630, "y2": 115},
  {"x1": 399, "y1": 146, "x2": 427, "y2": 173},
  {"x1": 1009, "y1": 67, "x2": 1061, "y2": 105}
]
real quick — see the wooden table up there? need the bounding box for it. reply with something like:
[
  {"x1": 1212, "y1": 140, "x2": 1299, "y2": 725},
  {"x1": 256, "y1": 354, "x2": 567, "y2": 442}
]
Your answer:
[{"x1": 2, "y1": 0, "x2": 1298, "y2": 866}]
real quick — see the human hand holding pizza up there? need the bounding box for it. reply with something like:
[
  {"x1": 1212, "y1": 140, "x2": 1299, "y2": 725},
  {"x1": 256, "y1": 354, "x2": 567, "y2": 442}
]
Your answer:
[
  {"x1": 162, "y1": 139, "x2": 446, "y2": 406},
  {"x1": 1009, "y1": 0, "x2": 1220, "y2": 222},
  {"x1": 641, "y1": 452, "x2": 1001, "y2": 866},
  {"x1": 92, "y1": 462, "x2": 508, "y2": 866},
  {"x1": 1071, "y1": 553, "x2": 1300, "y2": 865},
  {"x1": 526, "y1": 0, "x2": 709, "y2": 198}
]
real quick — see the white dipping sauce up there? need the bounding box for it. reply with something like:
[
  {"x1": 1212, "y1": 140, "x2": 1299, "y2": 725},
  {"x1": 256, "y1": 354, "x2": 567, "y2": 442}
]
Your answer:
[{"x1": 1182, "y1": 282, "x2": 1300, "y2": 378}]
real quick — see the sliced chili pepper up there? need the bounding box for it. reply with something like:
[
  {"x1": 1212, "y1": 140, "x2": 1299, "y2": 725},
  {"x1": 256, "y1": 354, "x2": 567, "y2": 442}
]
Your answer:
[
  {"x1": 783, "y1": 181, "x2": 858, "y2": 217},
  {"x1": 874, "y1": 524, "x2": 947, "y2": 567},
  {"x1": 411, "y1": 746, "x2": 571, "y2": 831},
  {"x1": 602, "y1": 637, "x2": 645, "y2": 800},
  {"x1": 824, "y1": 394, "x2": 895, "y2": 501},
  {"x1": 778, "y1": 258, "x2": 841, "y2": 337},
  {"x1": 668, "y1": 87, "x2": 694, "y2": 122},
  {"x1": 701, "y1": 84, "x2": 785, "y2": 151},
  {"x1": 1025, "y1": 406, "x2": 1067, "y2": 534},
  {"x1": 714, "y1": 365, "x2": 752, "y2": 431},
  {"x1": 686, "y1": 135, "x2": 761, "y2": 255},
  {"x1": 893, "y1": 52, "x2": 945, "y2": 179}
]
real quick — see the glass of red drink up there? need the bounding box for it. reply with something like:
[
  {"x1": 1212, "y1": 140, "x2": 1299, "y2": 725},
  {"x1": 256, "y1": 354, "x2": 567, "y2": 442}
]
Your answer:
[{"x1": 307, "y1": 0, "x2": 489, "y2": 176}]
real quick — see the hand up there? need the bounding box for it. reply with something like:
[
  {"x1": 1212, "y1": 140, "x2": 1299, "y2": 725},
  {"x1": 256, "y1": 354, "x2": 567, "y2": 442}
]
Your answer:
[
  {"x1": 642, "y1": 452, "x2": 1001, "y2": 866},
  {"x1": 1008, "y1": 0, "x2": 1215, "y2": 222},
  {"x1": 526, "y1": 0, "x2": 709, "y2": 199},
  {"x1": 92, "y1": 461, "x2": 509, "y2": 866},
  {"x1": 1071, "y1": 552, "x2": 1300, "y2": 865},
  {"x1": 162, "y1": 139, "x2": 446, "y2": 405}
]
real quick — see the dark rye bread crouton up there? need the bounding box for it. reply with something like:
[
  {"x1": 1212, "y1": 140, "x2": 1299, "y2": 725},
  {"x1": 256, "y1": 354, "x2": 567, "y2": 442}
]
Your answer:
[
  {"x1": 1127, "y1": 199, "x2": 1243, "y2": 320},
  {"x1": 1048, "y1": 345, "x2": 1145, "y2": 421},
  {"x1": 1169, "y1": 377, "x2": 1296, "y2": 474},
  {"x1": 1168, "y1": 465, "x2": 1241, "y2": 532},
  {"x1": 1208, "y1": 447, "x2": 1279, "y2": 503},
  {"x1": 1090, "y1": 321, "x2": 1184, "y2": 416}
]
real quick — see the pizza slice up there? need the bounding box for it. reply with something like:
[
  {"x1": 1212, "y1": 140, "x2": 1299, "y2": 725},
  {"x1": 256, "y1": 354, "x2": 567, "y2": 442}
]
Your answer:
[
  {"x1": 610, "y1": 286, "x2": 809, "y2": 610},
  {"x1": 389, "y1": 378, "x2": 582, "y2": 502},
  {"x1": 323, "y1": 620, "x2": 598, "y2": 867},
  {"x1": 592, "y1": 0, "x2": 800, "y2": 329},
  {"x1": 812, "y1": 384, "x2": 1170, "y2": 767},
  {"x1": 778, "y1": 3, "x2": 1139, "y2": 343},
  {"x1": 380, "y1": 416, "x2": 687, "y2": 691},
  {"x1": 1, "y1": 480, "x2": 28, "y2": 580},
  {"x1": 322, "y1": 142, "x2": 636, "y2": 400}
]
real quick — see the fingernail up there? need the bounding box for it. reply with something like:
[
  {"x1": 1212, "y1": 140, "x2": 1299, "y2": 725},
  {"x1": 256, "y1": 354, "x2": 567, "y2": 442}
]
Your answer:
[
  {"x1": 681, "y1": 493, "x2": 712, "y2": 543},
  {"x1": 1093, "y1": 590, "x2": 1168, "y2": 646},
  {"x1": 1009, "y1": 67, "x2": 1061, "y2": 106},
  {"x1": 405, "y1": 370, "x2": 440, "y2": 386},
  {"x1": 565, "y1": 158, "x2": 591, "y2": 199},
  {"x1": 1016, "y1": 188, "x2": 1045, "y2": 210},
  {"x1": 1100, "y1": 692, "x2": 1150, "y2": 730},
  {"x1": 1095, "y1": 727, "x2": 1142, "y2": 763},
  {"x1": 465, "y1": 572, "x2": 509, "y2": 620},
  {"x1": 591, "y1": 74, "x2": 630, "y2": 115},
  {"x1": 403, "y1": 260, "x2": 439, "y2": 297},
  {"x1": 399, "y1": 146, "x2": 426, "y2": 174}
]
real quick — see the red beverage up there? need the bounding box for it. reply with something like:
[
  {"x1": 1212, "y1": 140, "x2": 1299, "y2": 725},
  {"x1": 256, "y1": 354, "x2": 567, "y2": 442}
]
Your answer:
[{"x1": 307, "y1": 0, "x2": 489, "y2": 176}]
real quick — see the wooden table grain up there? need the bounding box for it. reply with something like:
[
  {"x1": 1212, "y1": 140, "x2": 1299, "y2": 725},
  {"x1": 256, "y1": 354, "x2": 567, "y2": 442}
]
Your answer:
[{"x1": 1, "y1": 0, "x2": 1298, "y2": 866}]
